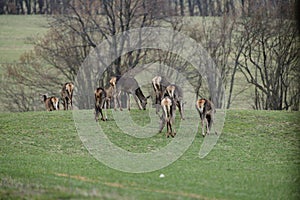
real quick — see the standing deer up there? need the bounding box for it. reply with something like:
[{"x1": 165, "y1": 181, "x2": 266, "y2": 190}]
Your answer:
[
  {"x1": 61, "y1": 82, "x2": 74, "y2": 110},
  {"x1": 152, "y1": 76, "x2": 170, "y2": 114},
  {"x1": 41, "y1": 94, "x2": 59, "y2": 111},
  {"x1": 94, "y1": 87, "x2": 107, "y2": 121},
  {"x1": 104, "y1": 76, "x2": 117, "y2": 109},
  {"x1": 196, "y1": 98, "x2": 216, "y2": 137},
  {"x1": 164, "y1": 84, "x2": 185, "y2": 120},
  {"x1": 115, "y1": 77, "x2": 150, "y2": 111},
  {"x1": 159, "y1": 96, "x2": 176, "y2": 137}
]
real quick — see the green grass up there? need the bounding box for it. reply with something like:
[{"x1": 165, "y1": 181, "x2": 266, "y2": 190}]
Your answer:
[
  {"x1": 0, "y1": 15, "x2": 48, "y2": 64},
  {"x1": 1, "y1": 109, "x2": 299, "y2": 199}
]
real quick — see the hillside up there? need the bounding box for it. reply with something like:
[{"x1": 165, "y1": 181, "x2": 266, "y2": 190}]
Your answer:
[
  {"x1": 0, "y1": 15, "x2": 48, "y2": 64},
  {"x1": 1, "y1": 109, "x2": 299, "y2": 199}
]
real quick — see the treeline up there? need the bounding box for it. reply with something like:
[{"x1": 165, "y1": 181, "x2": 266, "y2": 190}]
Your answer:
[
  {"x1": 0, "y1": 0, "x2": 296, "y2": 17},
  {"x1": 0, "y1": 0, "x2": 299, "y2": 112}
]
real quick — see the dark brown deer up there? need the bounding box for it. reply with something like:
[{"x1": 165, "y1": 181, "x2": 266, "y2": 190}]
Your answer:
[
  {"x1": 61, "y1": 82, "x2": 74, "y2": 110},
  {"x1": 41, "y1": 94, "x2": 59, "y2": 111},
  {"x1": 94, "y1": 87, "x2": 107, "y2": 121},
  {"x1": 196, "y1": 98, "x2": 216, "y2": 137},
  {"x1": 159, "y1": 96, "x2": 176, "y2": 138},
  {"x1": 115, "y1": 77, "x2": 150, "y2": 111},
  {"x1": 152, "y1": 76, "x2": 170, "y2": 114},
  {"x1": 164, "y1": 84, "x2": 185, "y2": 120}
]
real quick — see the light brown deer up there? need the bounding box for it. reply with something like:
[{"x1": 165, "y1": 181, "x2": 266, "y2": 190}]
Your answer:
[
  {"x1": 196, "y1": 98, "x2": 216, "y2": 137},
  {"x1": 164, "y1": 84, "x2": 185, "y2": 120},
  {"x1": 61, "y1": 82, "x2": 74, "y2": 110},
  {"x1": 159, "y1": 96, "x2": 176, "y2": 138},
  {"x1": 41, "y1": 94, "x2": 59, "y2": 111},
  {"x1": 94, "y1": 87, "x2": 107, "y2": 121},
  {"x1": 115, "y1": 77, "x2": 150, "y2": 111},
  {"x1": 152, "y1": 76, "x2": 170, "y2": 114},
  {"x1": 104, "y1": 76, "x2": 117, "y2": 109}
]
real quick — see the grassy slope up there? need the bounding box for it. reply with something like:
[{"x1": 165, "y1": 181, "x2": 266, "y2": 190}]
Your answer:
[
  {"x1": 0, "y1": 110, "x2": 299, "y2": 199},
  {"x1": 0, "y1": 15, "x2": 48, "y2": 64}
]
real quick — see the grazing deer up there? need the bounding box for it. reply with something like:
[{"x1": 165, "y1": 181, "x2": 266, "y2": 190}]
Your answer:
[
  {"x1": 159, "y1": 96, "x2": 176, "y2": 138},
  {"x1": 104, "y1": 76, "x2": 117, "y2": 109},
  {"x1": 152, "y1": 76, "x2": 170, "y2": 114},
  {"x1": 164, "y1": 84, "x2": 185, "y2": 120},
  {"x1": 196, "y1": 98, "x2": 216, "y2": 137},
  {"x1": 41, "y1": 94, "x2": 59, "y2": 111},
  {"x1": 115, "y1": 77, "x2": 150, "y2": 111},
  {"x1": 61, "y1": 82, "x2": 74, "y2": 110},
  {"x1": 94, "y1": 87, "x2": 107, "y2": 121}
]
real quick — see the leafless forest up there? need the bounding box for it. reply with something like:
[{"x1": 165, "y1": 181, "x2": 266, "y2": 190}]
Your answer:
[{"x1": 0, "y1": 0, "x2": 299, "y2": 111}]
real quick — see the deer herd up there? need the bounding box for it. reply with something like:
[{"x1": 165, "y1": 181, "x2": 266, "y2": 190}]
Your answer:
[
  {"x1": 41, "y1": 76, "x2": 216, "y2": 138},
  {"x1": 41, "y1": 82, "x2": 74, "y2": 111}
]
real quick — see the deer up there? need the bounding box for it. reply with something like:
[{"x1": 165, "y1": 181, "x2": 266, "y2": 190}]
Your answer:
[
  {"x1": 94, "y1": 87, "x2": 107, "y2": 121},
  {"x1": 115, "y1": 76, "x2": 150, "y2": 111},
  {"x1": 164, "y1": 84, "x2": 185, "y2": 120},
  {"x1": 61, "y1": 82, "x2": 74, "y2": 110},
  {"x1": 152, "y1": 76, "x2": 170, "y2": 114},
  {"x1": 159, "y1": 96, "x2": 176, "y2": 138},
  {"x1": 196, "y1": 98, "x2": 216, "y2": 137},
  {"x1": 104, "y1": 76, "x2": 117, "y2": 109},
  {"x1": 41, "y1": 94, "x2": 59, "y2": 111}
]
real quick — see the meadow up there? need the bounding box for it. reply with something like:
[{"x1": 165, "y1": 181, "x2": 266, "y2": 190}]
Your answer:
[
  {"x1": 0, "y1": 15, "x2": 299, "y2": 199},
  {"x1": 0, "y1": 109, "x2": 299, "y2": 199},
  {"x1": 0, "y1": 15, "x2": 48, "y2": 64}
]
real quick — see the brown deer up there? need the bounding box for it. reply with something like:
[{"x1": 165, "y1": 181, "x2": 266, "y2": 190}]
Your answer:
[
  {"x1": 61, "y1": 82, "x2": 74, "y2": 110},
  {"x1": 104, "y1": 76, "x2": 117, "y2": 109},
  {"x1": 152, "y1": 76, "x2": 170, "y2": 114},
  {"x1": 164, "y1": 84, "x2": 185, "y2": 120},
  {"x1": 196, "y1": 98, "x2": 216, "y2": 137},
  {"x1": 159, "y1": 96, "x2": 176, "y2": 138},
  {"x1": 94, "y1": 87, "x2": 107, "y2": 121},
  {"x1": 115, "y1": 77, "x2": 150, "y2": 111},
  {"x1": 41, "y1": 94, "x2": 59, "y2": 111}
]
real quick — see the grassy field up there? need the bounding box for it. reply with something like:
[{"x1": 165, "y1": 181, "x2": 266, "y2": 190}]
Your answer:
[
  {"x1": 0, "y1": 15, "x2": 48, "y2": 64},
  {"x1": 1, "y1": 109, "x2": 299, "y2": 199},
  {"x1": 0, "y1": 15, "x2": 299, "y2": 199}
]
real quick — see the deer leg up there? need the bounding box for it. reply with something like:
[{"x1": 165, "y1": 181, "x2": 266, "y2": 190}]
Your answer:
[
  {"x1": 106, "y1": 98, "x2": 110, "y2": 109},
  {"x1": 155, "y1": 96, "x2": 160, "y2": 114},
  {"x1": 115, "y1": 91, "x2": 122, "y2": 111},
  {"x1": 166, "y1": 121, "x2": 171, "y2": 138},
  {"x1": 208, "y1": 116, "x2": 212, "y2": 134},
  {"x1": 113, "y1": 94, "x2": 117, "y2": 110},
  {"x1": 95, "y1": 107, "x2": 99, "y2": 122},
  {"x1": 70, "y1": 98, "x2": 73, "y2": 110},
  {"x1": 62, "y1": 99, "x2": 66, "y2": 110},
  {"x1": 101, "y1": 98, "x2": 107, "y2": 121},
  {"x1": 155, "y1": 103, "x2": 160, "y2": 114},
  {"x1": 201, "y1": 118, "x2": 205, "y2": 137},
  {"x1": 210, "y1": 113, "x2": 217, "y2": 135},
  {"x1": 205, "y1": 117, "x2": 210, "y2": 135},
  {"x1": 159, "y1": 117, "x2": 166, "y2": 133},
  {"x1": 99, "y1": 109, "x2": 104, "y2": 121},
  {"x1": 132, "y1": 93, "x2": 142, "y2": 110},
  {"x1": 171, "y1": 117, "x2": 176, "y2": 137},
  {"x1": 126, "y1": 93, "x2": 131, "y2": 111},
  {"x1": 169, "y1": 122, "x2": 174, "y2": 138},
  {"x1": 169, "y1": 116, "x2": 176, "y2": 137},
  {"x1": 178, "y1": 100, "x2": 185, "y2": 120}
]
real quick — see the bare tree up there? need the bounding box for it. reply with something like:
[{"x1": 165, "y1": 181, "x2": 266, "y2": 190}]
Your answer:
[
  {"x1": 186, "y1": 14, "x2": 236, "y2": 108},
  {"x1": 0, "y1": 51, "x2": 64, "y2": 112},
  {"x1": 237, "y1": 2, "x2": 299, "y2": 110}
]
